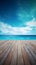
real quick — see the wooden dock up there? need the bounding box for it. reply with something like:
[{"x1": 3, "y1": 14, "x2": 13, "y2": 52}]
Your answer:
[{"x1": 0, "y1": 40, "x2": 36, "y2": 65}]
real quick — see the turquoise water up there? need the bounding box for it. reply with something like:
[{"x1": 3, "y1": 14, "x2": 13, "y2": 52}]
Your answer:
[{"x1": 0, "y1": 35, "x2": 36, "y2": 40}]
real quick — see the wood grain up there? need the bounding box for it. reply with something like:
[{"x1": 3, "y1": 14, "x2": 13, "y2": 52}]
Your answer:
[{"x1": 0, "y1": 40, "x2": 36, "y2": 65}]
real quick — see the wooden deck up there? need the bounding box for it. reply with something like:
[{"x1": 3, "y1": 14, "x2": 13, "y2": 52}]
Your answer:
[{"x1": 0, "y1": 40, "x2": 36, "y2": 65}]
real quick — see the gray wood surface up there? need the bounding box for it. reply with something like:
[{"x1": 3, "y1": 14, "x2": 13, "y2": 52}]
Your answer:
[{"x1": 0, "y1": 40, "x2": 36, "y2": 65}]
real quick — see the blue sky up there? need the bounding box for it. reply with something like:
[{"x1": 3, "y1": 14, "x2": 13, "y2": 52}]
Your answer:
[{"x1": 0, "y1": 0, "x2": 36, "y2": 35}]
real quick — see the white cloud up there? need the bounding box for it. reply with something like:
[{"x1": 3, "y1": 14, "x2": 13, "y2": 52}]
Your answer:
[
  {"x1": 27, "y1": 18, "x2": 36, "y2": 27},
  {"x1": 25, "y1": 18, "x2": 36, "y2": 35},
  {"x1": 0, "y1": 22, "x2": 32, "y2": 35}
]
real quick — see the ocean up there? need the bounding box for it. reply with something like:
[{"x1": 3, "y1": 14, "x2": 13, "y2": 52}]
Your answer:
[{"x1": 0, "y1": 35, "x2": 36, "y2": 40}]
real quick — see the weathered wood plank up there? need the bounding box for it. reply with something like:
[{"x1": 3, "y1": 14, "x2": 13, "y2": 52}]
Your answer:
[{"x1": 0, "y1": 40, "x2": 36, "y2": 65}]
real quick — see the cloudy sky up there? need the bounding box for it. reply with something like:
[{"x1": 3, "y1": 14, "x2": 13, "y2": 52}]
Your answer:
[{"x1": 0, "y1": 0, "x2": 36, "y2": 35}]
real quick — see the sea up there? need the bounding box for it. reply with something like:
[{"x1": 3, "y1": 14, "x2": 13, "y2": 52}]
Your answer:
[{"x1": 0, "y1": 35, "x2": 36, "y2": 40}]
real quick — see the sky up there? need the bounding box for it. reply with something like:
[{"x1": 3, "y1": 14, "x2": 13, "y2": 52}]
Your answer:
[{"x1": 0, "y1": 0, "x2": 36, "y2": 35}]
